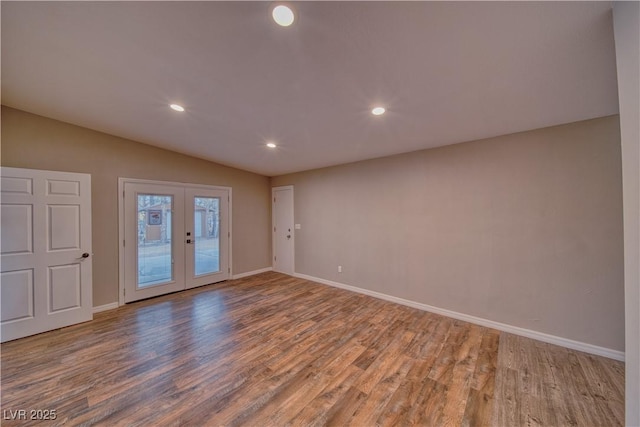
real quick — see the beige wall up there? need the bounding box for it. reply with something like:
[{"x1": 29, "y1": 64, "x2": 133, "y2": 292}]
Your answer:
[
  {"x1": 0, "y1": 106, "x2": 626, "y2": 353},
  {"x1": 272, "y1": 116, "x2": 625, "y2": 351},
  {"x1": 1, "y1": 106, "x2": 272, "y2": 307}
]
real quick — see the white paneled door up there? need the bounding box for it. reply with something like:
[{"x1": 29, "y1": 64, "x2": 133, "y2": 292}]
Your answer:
[
  {"x1": 122, "y1": 180, "x2": 230, "y2": 303},
  {"x1": 272, "y1": 186, "x2": 294, "y2": 274},
  {"x1": 1, "y1": 167, "x2": 93, "y2": 343}
]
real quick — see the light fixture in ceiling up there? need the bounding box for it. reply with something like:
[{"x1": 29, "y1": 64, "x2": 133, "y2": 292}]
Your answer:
[
  {"x1": 371, "y1": 106, "x2": 386, "y2": 116},
  {"x1": 169, "y1": 103, "x2": 185, "y2": 112},
  {"x1": 272, "y1": 4, "x2": 295, "y2": 27},
  {"x1": 266, "y1": 142, "x2": 277, "y2": 148}
]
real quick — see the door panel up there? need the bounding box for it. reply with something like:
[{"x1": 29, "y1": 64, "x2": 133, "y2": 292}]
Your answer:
[
  {"x1": 49, "y1": 264, "x2": 81, "y2": 312},
  {"x1": 185, "y1": 188, "x2": 229, "y2": 289},
  {"x1": 123, "y1": 183, "x2": 185, "y2": 303},
  {"x1": 1, "y1": 204, "x2": 33, "y2": 254},
  {"x1": 47, "y1": 179, "x2": 80, "y2": 196},
  {"x1": 1, "y1": 167, "x2": 92, "y2": 343},
  {"x1": 1, "y1": 176, "x2": 33, "y2": 194},
  {"x1": 48, "y1": 204, "x2": 81, "y2": 250},
  {"x1": 0, "y1": 269, "x2": 34, "y2": 322}
]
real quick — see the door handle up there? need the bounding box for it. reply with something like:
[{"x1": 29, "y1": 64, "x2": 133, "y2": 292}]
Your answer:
[
  {"x1": 81, "y1": 253, "x2": 90, "y2": 258},
  {"x1": 286, "y1": 235, "x2": 291, "y2": 239}
]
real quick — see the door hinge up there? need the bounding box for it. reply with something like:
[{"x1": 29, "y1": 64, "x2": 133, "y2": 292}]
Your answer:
[
  {"x1": 274, "y1": 226, "x2": 276, "y2": 232},
  {"x1": 274, "y1": 197, "x2": 276, "y2": 203},
  {"x1": 228, "y1": 231, "x2": 230, "y2": 238},
  {"x1": 274, "y1": 255, "x2": 277, "y2": 261},
  {"x1": 123, "y1": 239, "x2": 125, "y2": 247},
  {"x1": 124, "y1": 288, "x2": 126, "y2": 296},
  {"x1": 228, "y1": 267, "x2": 230, "y2": 273}
]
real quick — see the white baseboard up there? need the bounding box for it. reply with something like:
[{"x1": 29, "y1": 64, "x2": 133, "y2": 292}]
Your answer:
[
  {"x1": 93, "y1": 302, "x2": 119, "y2": 314},
  {"x1": 232, "y1": 267, "x2": 273, "y2": 280},
  {"x1": 293, "y1": 272, "x2": 625, "y2": 362}
]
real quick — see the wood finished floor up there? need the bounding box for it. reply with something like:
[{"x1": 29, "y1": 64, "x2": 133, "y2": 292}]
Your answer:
[{"x1": 1, "y1": 272, "x2": 624, "y2": 426}]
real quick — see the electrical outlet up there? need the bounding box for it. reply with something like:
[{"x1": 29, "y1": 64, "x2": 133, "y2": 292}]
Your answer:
[{"x1": 338, "y1": 265, "x2": 342, "y2": 273}]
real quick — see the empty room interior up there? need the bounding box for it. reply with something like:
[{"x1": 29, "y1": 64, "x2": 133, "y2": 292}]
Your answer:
[{"x1": 1, "y1": 1, "x2": 639, "y2": 426}]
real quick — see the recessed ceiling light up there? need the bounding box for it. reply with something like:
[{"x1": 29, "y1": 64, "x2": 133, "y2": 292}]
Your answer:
[
  {"x1": 371, "y1": 106, "x2": 386, "y2": 116},
  {"x1": 169, "y1": 104, "x2": 185, "y2": 112},
  {"x1": 272, "y1": 4, "x2": 295, "y2": 27},
  {"x1": 267, "y1": 142, "x2": 277, "y2": 148}
]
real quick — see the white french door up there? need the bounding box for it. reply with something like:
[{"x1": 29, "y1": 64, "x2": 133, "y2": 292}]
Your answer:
[
  {"x1": 123, "y1": 183, "x2": 185, "y2": 302},
  {"x1": 1, "y1": 167, "x2": 93, "y2": 342},
  {"x1": 121, "y1": 180, "x2": 230, "y2": 303},
  {"x1": 185, "y1": 187, "x2": 229, "y2": 289}
]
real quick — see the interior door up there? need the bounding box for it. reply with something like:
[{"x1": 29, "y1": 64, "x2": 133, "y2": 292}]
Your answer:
[
  {"x1": 272, "y1": 186, "x2": 294, "y2": 274},
  {"x1": 123, "y1": 182, "x2": 185, "y2": 303},
  {"x1": 1, "y1": 167, "x2": 93, "y2": 342},
  {"x1": 185, "y1": 187, "x2": 229, "y2": 289}
]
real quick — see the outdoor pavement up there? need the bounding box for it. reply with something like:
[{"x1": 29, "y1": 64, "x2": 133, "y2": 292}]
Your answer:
[{"x1": 138, "y1": 237, "x2": 220, "y2": 286}]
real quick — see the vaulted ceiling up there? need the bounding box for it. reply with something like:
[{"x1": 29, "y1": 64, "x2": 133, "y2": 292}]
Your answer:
[{"x1": 1, "y1": 1, "x2": 618, "y2": 176}]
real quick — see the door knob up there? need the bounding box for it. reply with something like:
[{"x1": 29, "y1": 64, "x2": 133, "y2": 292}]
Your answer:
[
  {"x1": 286, "y1": 235, "x2": 291, "y2": 239},
  {"x1": 81, "y1": 253, "x2": 90, "y2": 258}
]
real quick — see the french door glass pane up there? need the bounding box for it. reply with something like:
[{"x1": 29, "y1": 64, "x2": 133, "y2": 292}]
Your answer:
[
  {"x1": 137, "y1": 194, "x2": 173, "y2": 287},
  {"x1": 194, "y1": 197, "x2": 220, "y2": 276}
]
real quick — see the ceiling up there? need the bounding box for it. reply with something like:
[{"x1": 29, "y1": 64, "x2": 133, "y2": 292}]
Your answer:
[{"x1": 1, "y1": 1, "x2": 618, "y2": 176}]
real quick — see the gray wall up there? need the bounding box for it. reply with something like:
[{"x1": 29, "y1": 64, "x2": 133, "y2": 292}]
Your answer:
[
  {"x1": 1, "y1": 106, "x2": 272, "y2": 307},
  {"x1": 272, "y1": 116, "x2": 625, "y2": 351},
  {"x1": 613, "y1": 1, "x2": 640, "y2": 423}
]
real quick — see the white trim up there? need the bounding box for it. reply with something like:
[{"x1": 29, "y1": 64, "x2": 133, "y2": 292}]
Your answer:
[
  {"x1": 228, "y1": 188, "x2": 233, "y2": 278},
  {"x1": 293, "y1": 272, "x2": 625, "y2": 362},
  {"x1": 118, "y1": 177, "x2": 233, "y2": 306},
  {"x1": 93, "y1": 302, "x2": 119, "y2": 314},
  {"x1": 117, "y1": 177, "x2": 232, "y2": 192},
  {"x1": 118, "y1": 179, "x2": 125, "y2": 306},
  {"x1": 232, "y1": 267, "x2": 273, "y2": 280}
]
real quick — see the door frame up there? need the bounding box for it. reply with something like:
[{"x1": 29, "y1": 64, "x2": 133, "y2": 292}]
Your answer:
[
  {"x1": 272, "y1": 185, "x2": 294, "y2": 274},
  {"x1": 118, "y1": 177, "x2": 232, "y2": 306}
]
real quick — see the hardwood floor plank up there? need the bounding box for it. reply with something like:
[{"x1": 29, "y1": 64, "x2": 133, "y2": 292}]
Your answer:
[
  {"x1": 376, "y1": 372, "x2": 422, "y2": 427},
  {"x1": 409, "y1": 377, "x2": 450, "y2": 426},
  {"x1": 286, "y1": 361, "x2": 364, "y2": 426},
  {"x1": 576, "y1": 354, "x2": 625, "y2": 425},
  {"x1": 353, "y1": 354, "x2": 413, "y2": 426},
  {"x1": 376, "y1": 338, "x2": 448, "y2": 427},
  {"x1": 323, "y1": 385, "x2": 369, "y2": 427},
  {"x1": 0, "y1": 272, "x2": 625, "y2": 426},
  {"x1": 470, "y1": 329, "x2": 500, "y2": 396},
  {"x1": 492, "y1": 366, "x2": 520, "y2": 426},
  {"x1": 439, "y1": 325, "x2": 484, "y2": 427},
  {"x1": 356, "y1": 330, "x2": 416, "y2": 395}
]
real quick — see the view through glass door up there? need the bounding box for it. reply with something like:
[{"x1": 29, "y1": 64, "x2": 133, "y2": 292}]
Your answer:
[
  {"x1": 122, "y1": 181, "x2": 230, "y2": 303},
  {"x1": 138, "y1": 194, "x2": 174, "y2": 287},
  {"x1": 185, "y1": 187, "x2": 229, "y2": 289}
]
